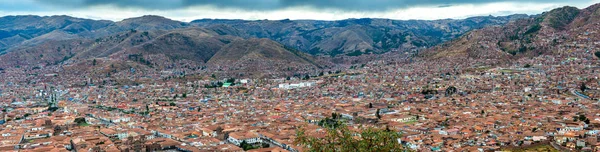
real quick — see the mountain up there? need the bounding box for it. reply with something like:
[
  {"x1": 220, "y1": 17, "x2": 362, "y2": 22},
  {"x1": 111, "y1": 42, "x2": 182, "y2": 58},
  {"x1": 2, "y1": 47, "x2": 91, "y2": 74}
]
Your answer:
[
  {"x1": 207, "y1": 38, "x2": 325, "y2": 78},
  {"x1": 0, "y1": 28, "x2": 233, "y2": 66},
  {"x1": 0, "y1": 14, "x2": 527, "y2": 56},
  {"x1": 421, "y1": 4, "x2": 600, "y2": 62},
  {"x1": 0, "y1": 13, "x2": 533, "y2": 78},
  {"x1": 0, "y1": 15, "x2": 112, "y2": 53},
  {"x1": 208, "y1": 38, "x2": 319, "y2": 66},
  {"x1": 192, "y1": 15, "x2": 529, "y2": 56},
  {"x1": 0, "y1": 27, "x2": 323, "y2": 78},
  {"x1": 89, "y1": 15, "x2": 189, "y2": 37}
]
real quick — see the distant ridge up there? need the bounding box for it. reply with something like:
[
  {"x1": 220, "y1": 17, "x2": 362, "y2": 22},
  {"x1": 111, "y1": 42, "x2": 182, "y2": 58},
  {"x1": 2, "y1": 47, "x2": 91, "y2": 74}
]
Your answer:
[{"x1": 421, "y1": 4, "x2": 600, "y2": 62}]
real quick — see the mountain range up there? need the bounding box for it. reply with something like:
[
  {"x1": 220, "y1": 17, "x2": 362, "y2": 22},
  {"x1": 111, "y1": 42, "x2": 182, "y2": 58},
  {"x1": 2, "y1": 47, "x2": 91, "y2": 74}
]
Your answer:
[
  {"x1": 0, "y1": 13, "x2": 531, "y2": 78},
  {"x1": 1, "y1": 3, "x2": 599, "y2": 78}
]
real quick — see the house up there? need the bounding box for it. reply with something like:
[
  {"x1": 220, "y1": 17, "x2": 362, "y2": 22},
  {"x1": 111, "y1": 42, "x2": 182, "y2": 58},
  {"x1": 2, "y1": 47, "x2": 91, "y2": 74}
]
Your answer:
[
  {"x1": 385, "y1": 114, "x2": 417, "y2": 123},
  {"x1": 228, "y1": 131, "x2": 261, "y2": 146},
  {"x1": 99, "y1": 128, "x2": 118, "y2": 138},
  {"x1": 23, "y1": 130, "x2": 52, "y2": 140},
  {"x1": 201, "y1": 125, "x2": 221, "y2": 137}
]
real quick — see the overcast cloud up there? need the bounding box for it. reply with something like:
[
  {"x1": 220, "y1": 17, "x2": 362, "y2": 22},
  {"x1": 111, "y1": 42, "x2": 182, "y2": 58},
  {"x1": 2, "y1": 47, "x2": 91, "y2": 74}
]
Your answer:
[
  {"x1": 0, "y1": 0, "x2": 598, "y2": 21},
  {"x1": 33, "y1": 0, "x2": 598, "y2": 11}
]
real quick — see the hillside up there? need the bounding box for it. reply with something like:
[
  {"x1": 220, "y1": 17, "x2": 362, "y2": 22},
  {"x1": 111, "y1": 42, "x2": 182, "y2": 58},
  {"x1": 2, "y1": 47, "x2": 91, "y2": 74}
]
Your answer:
[
  {"x1": 0, "y1": 13, "x2": 537, "y2": 78},
  {"x1": 421, "y1": 5, "x2": 600, "y2": 62},
  {"x1": 0, "y1": 26, "x2": 325, "y2": 78},
  {"x1": 207, "y1": 38, "x2": 323, "y2": 77},
  {"x1": 0, "y1": 15, "x2": 112, "y2": 53},
  {"x1": 0, "y1": 14, "x2": 527, "y2": 57},
  {"x1": 193, "y1": 15, "x2": 529, "y2": 56}
]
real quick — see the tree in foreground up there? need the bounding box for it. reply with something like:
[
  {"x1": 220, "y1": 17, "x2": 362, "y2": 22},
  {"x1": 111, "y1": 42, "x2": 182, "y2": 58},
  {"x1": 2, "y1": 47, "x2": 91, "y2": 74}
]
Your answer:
[{"x1": 295, "y1": 124, "x2": 405, "y2": 152}]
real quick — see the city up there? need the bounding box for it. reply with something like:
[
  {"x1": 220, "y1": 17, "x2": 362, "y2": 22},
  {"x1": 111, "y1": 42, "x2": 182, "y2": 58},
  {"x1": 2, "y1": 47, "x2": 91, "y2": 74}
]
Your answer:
[{"x1": 1, "y1": 0, "x2": 600, "y2": 152}]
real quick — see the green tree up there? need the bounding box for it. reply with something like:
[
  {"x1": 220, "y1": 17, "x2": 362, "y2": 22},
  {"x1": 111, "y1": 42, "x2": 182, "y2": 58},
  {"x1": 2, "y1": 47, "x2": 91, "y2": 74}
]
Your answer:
[
  {"x1": 445, "y1": 86, "x2": 457, "y2": 96},
  {"x1": 376, "y1": 109, "x2": 381, "y2": 119},
  {"x1": 303, "y1": 74, "x2": 310, "y2": 80},
  {"x1": 296, "y1": 124, "x2": 404, "y2": 152},
  {"x1": 240, "y1": 140, "x2": 255, "y2": 150},
  {"x1": 579, "y1": 115, "x2": 587, "y2": 122},
  {"x1": 74, "y1": 117, "x2": 87, "y2": 125},
  {"x1": 595, "y1": 51, "x2": 600, "y2": 59},
  {"x1": 580, "y1": 83, "x2": 588, "y2": 92},
  {"x1": 169, "y1": 102, "x2": 176, "y2": 106},
  {"x1": 92, "y1": 59, "x2": 97, "y2": 66},
  {"x1": 226, "y1": 78, "x2": 236, "y2": 84},
  {"x1": 182, "y1": 93, "x2": 187, "y2": 98}
]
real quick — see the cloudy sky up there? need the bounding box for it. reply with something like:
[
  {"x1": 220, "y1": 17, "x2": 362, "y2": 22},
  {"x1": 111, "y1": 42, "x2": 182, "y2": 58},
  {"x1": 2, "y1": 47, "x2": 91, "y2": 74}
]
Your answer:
[{"x1": 0, "y1": 0, "x2": 599, "y2": 21}]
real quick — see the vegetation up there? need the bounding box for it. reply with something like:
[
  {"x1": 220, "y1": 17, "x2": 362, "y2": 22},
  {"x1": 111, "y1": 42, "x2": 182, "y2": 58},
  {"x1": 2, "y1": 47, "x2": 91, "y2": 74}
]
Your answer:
[
  {"x1": 580, "y1": 83, "x2": 588, "y2": 92},
  {"x1": 296, "y1": 124, "x2": 405, "y2": 152},
  {"x1": 595, "y1": 51, "x2": 600, "y2": 59},
  {"x1": 225, "y1": 78, "x2": 236, "y2": 85},
  {"x1": 573, "y1": 114, "x2": 591, "y2": 124},
  {"x1": 261, "y1": 143, "x2": 270, "y2": 148},
  {"x1": 239, "y1": 140, "x2": 259, "y2": 151},
  {"x1": 74, "y1": 117, "x2": 89, "y2": 126},
  {"x1": 503, "y1": 144, "x2": 558, "y2": 152},
  {"x1": 445, "y1": 86, "x2": 457, "y2": 96},
  {"x1": 302, "y1": 74, "x2": 310, "y2": 80},
  {"x1": 523, "y1": 24, "x2": 542, "y2": 36},
  {"x1": 545, "y1": 6, "x2": 580, "y2": 30},
  {"x1": 420, "y1": 89, "x2": 438, "y2": 95},
  {"x1": 204, "y1": 82, "x2": 224, "y2": 88},
  {"x1": 524, "y1": 64, "x2": 532, "y2": 68},
  {"x1": 127, "y1": 54, "x2": 153, "y2": 67},
  {"x1": 318, "y1": 115, "x2": 343, "y2": 129}
]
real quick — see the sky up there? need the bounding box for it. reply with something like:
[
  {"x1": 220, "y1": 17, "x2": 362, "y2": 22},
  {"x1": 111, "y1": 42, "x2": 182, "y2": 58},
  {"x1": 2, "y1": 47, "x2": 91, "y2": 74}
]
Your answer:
[{"x1": 0, "y1": 0, "x2": 599, "y2": 22}]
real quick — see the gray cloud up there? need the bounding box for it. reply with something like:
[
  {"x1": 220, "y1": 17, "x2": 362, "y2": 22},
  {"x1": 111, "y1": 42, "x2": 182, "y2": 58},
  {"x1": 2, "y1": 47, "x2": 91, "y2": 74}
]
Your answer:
[{"x1": 36, "y1": 0, "x2": 595, "y2": 11}]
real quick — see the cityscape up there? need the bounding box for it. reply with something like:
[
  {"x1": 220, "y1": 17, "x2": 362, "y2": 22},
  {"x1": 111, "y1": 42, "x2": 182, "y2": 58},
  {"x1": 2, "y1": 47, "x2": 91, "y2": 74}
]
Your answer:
[{"x1": 1, "y1": 0, "x2": 600, "y2": 152}]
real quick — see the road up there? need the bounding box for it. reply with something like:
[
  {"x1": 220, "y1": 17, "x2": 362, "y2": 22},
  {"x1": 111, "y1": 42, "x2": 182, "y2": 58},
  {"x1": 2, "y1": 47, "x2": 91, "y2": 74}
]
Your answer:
[{"x1": 550, "y1": 140, "x2": 571, "y2": 152}]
